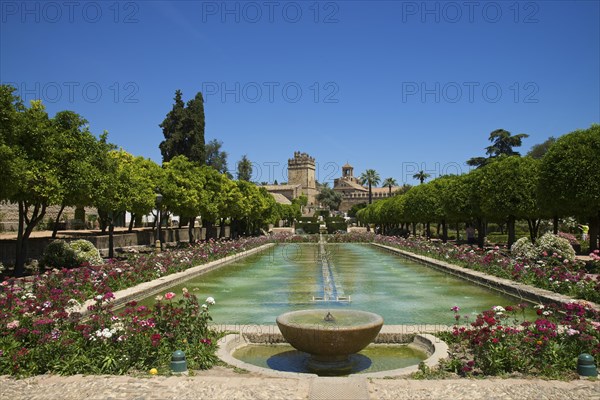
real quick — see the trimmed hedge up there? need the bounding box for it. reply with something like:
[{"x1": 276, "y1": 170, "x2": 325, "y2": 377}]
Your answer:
[
  {"x1": 297, "y1": 216, "x2": 318, "y2": 223},
  {"x1": 297, "y1": 222, "x2": 321, "y2": 234},
  {"x1": 327, "y1": 222, "x2": 347, "y2": 233}
]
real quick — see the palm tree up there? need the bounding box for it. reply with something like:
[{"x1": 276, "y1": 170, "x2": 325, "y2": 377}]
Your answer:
[
  {"x1": 413, "y1": 170, "x2": 430, "y2": 184},
  {"x1": 382, "y1": 177, "x2": 397, "y2": 196},
  {"x1": 360, "y1": 169, "x2": 380, "y2": 204},
  {"x1": 467, "y1": 129, "x2": 529, "y2": 167}
]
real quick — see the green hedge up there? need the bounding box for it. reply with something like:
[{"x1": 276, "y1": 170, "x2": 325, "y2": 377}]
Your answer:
[
  {"x1": 298, "y1": 216, "x2": 318, "y2": 223},
  {"x1": 297, "y1": 222, "x2": 321, "y2": 234},
  {"x1": 327, "y1": 222, "x2": 347, "y2": 233},
  {"x1": 325, "y1": 216, "x2": 345, "y2": 223},
  {"x1": 314, "y1": 210, "x2": 330, "y2": 218}
]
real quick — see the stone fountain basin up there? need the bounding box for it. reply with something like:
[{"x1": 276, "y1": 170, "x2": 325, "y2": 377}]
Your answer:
[{"x1": 276, "y1": 310, "x2": 384, "y2": 358}]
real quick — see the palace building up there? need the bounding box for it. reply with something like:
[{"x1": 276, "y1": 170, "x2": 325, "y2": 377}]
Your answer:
[
  {"x1": 262, "y1": 151, "x2": 318, "y2": 205},
  {"x1": 263, "y1": 153, "x2": 398, "y2": 212},
  {"x1": 333, "y1": 163, "x2": 399, "y2": 212}
]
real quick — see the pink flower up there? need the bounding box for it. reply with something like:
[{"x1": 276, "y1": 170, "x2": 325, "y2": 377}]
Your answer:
[
  {"x1": 164, "y1": 292, "x2": 176, "y2": 300},
  {"x1": 451, "y1": 306, "x2": 460, "y2": 312},
  {"x1": 7, "y1": 320, "x2": 20, "y2": 329}
]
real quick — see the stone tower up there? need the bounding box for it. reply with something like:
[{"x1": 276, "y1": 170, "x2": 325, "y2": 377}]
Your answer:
[{"x1": 288, "y1": 151, "x2": 318, "y2": 205}]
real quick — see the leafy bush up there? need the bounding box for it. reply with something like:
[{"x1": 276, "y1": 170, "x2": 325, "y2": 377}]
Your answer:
[
  {"x1": 326, "y1": 222, "x2": 347, "y2": 233},
  {"x1": 536, "y1": 233, "x2": 576, "y2": 262},
  {"x1": 41, "y1": 239, "x2": 103, "y2": 270},
  {"x1": 297, "y1": 216, "x2": 317, "y2": 223},
  {"x1": 70, "y1": 239, "x2": 103, "y2": 266},
  {"x1": 297, "y1": 222, "x2": 320, "y2": 234},
  {"x1": 445, "y1": 302, "x2": 600, "y2": 378},
  {"x1": 40, "y1": 240, "x2": 81, "y2": 270},
  {"x1": 0, "y1": 290, "x2": 219, "y2": 376},
  {"x1": 557, "y1": 231, "x2": 580, "y2": 245},
  {"x1": 511, "y1": 234, "x2": 576, "y2": 262},
  {"x1": 511, "y1": 237, "x2": 537, "y2": 259}
]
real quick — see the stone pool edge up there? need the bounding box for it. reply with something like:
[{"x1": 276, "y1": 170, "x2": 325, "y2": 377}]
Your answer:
[
  {"x1": 215, "y1": 324, "x2": 449, "y2": 378},
  {"x1": 371, "y1": 243, "x2": 600, "y2": 311},
  {"x1": 73, "y1": 243, "x2": 276, "y2": 316}
]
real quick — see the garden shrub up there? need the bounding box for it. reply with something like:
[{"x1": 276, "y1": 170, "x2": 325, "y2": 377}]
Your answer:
[
  {"x1": 41, "y1": 239, "x2": 103, "y2": 270},
  {"x1": 511, "y1": 237, "x2": 537, "y2": 259},
  {"x1": 558, "y1": 231, "x2": 580, "y2": 246},
  {"x1": 536, "y1": 233, "x2": 576, "y2": 262},
  {"x1": 297, "y1": 216, "x2": 318, "y2": 223},
  {"x1": 326, "y1": 222, "x2": 347, "y2": 233},
  {"x1": 446, "y1": 302, "x2": 600, "y2": 378},
  {"x1": 40, "y1": 240, "x2": 81, "y2": 270},
  {"x1": 0, "y1": 289, "x2": 219, "y2": 376},
  {"x1": 511, "y1": 234, "x2": 576, "y2": 262},
  {"x1": 298, "y1": 222, "x2": 320, "y2": 234},
  {"x1": 70, "y1": 239, "x2": 103, "y2": 266}
]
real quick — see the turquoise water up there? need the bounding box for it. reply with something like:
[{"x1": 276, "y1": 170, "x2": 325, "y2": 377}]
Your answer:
[
  {"x1": 136, "y1": 243, "x2": 530, "y2": 325},
  {"x1": 233, "y1": 344, "x2": 427, "y2": 375}
]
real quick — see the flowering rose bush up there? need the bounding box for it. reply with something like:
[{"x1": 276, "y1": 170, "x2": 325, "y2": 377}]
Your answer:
[
  {"x1": 510, "y1": 237, "x2": 537, "y2": 259},
  {"x1": 535, "y1": 233, "x2": 576, "y2": 262},
  {"x1": 0, "y1": 288, "x2": 218, "y2": 376},
  {"x1": 443, "y1": 302, "x2": 600, "y2": 378},
  {"x1": 0, "y1": 236, "x2": 280, "y2": 376}
]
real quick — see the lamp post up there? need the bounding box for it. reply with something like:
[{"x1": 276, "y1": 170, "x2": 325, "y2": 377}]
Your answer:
[{"x1": 155, "y1": 193, "x2": 163, "y2": 251}]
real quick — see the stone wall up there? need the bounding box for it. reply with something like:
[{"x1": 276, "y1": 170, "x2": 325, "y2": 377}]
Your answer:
[
  {"x1": 0, "y1": 202, "x2": 98, "y2": 231},
  {"x1": 0, "y1": 226, "x2": 230, "y2": 265}
]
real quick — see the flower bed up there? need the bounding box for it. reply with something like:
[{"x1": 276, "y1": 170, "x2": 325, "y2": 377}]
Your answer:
[
  {"x1": 442, "y1": 302, "x2": 600, "y2": 378},
  {"x1": 0, "y1": 236, "x2": 275, "y2": 376},
  {"x1": 0, "y1": 288, "x2": 218, "y2": 376}
]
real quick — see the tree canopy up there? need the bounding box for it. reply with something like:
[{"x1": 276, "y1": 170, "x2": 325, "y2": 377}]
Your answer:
[
  {"x1": 467, "y1": 129, "x2": 529, "y2": 167},
  {"x1": 159, "y1": 90, "x2": 206, "y2": 164}
]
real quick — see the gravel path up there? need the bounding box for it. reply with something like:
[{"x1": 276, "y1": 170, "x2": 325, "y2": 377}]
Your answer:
[{"x1": 1, "y1": 369, "x2": 598, "y2": 400}]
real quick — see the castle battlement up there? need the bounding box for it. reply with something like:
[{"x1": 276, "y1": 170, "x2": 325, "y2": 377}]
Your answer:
[{"x1": 288, "y1": 151, "x2": 315, "y2": 167}]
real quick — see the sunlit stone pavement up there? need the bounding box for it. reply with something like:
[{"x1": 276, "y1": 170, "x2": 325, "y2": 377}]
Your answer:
[{"x1": 1, "y1": 368, "x2": 598, "y2": 400}]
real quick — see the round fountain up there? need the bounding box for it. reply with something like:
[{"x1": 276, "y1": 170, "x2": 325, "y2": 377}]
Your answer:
[{"x1": 276, "y1": 309, "x2": 384, "y2": 374}]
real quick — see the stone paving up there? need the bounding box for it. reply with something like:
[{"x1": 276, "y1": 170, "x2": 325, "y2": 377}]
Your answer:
[{"x1": 1, "y1": 369, "x2": 598, "y2": 400}]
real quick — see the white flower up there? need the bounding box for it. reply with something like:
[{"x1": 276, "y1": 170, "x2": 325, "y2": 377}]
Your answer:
[
  {"x1": 202, "y1": 304, "x2": 208, "y2": 310},
  {"x1": 206, "y1": 296, "x2": 215, "y2": 305},
  {"x1": 566, "y1": 328, "x2": 580, "y2": 336},
  {"x1": 534, "y1": 304, "x2": 545, "y2": 309},
  {"x1": 492, "y1": 306, "x2": 505, "y2": 313},
  {"x1": 95, "y1": 295, "x2": 103, "y2": 301},
  {"x1": 543, "y1": 310, "x2": 552, "y2": 316}
]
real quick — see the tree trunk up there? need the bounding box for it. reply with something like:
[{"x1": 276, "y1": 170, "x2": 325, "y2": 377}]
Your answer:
[
  {"x1": 98, "y1": 209, "x2": 108, "y2": 234},
  {"x1": 477, "y1": 218, "x2": 485, "y2": 248},
  {"x1": 412, "y1": 222, "x2": 416, "y2": 236},
  {"x1": 442, "y1": 219, "x2": 448, "y2": 243},
  {"x1": 456, "y1": 224, "x2": 460, "y2": 243},
  {"x1": 15, "y1": 201, "x2": 47, "y2": 277},
  {"x1": 219, "y1": 218, "x2": 226, "y2": 238},
  {"x1": 426, "y1": 222, "x2": 431, "y2": 239},
  {"x1": 589, "y1": 211, "x2": 599, "y2": 252},
  {"x1": 52, "y1": 204, "x2": 66, "y2": 238},
  {"x1": 526, "y1": 218, "x2": 540, "y2": 243},
  {"x1": 188, "y1": 217, "x2": 196, "y2": 244},
  {"x1": 204, "y1": 220, "x2": 215, "y2": 240},
  {"x1": 128, "y1": 213, "x2": 135, "y2": 232},
  {"x1": 368, "y1": 183, "x2": 372, "y2": 204},
  {"x1": 108, "y1": 212, "x2": 115, "y2": 259},
  {"x1": 436, "y1": 223, "x2": 441, "y2": 238},
  {"x1": 553, "y1": 215, "x2": 559, "y2": 234},
  {"x1": 507, "y1": 215, "x2": 516, "y2": 247}
]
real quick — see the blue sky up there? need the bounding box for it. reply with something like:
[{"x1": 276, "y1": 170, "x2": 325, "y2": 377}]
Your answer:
[{"x1": 1, "y1": 1, "x2": 599, "y2": 186}]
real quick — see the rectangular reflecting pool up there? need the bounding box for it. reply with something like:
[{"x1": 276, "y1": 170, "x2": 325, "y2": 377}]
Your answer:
[{"x1": 136, "y1": 243, "x2": 529, "y2": 325}]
